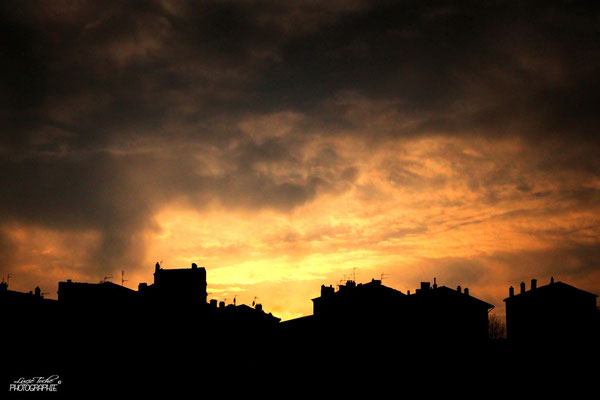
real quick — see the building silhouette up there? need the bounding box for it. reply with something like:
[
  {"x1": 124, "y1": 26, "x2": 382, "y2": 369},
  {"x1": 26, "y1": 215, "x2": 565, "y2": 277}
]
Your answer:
[
  {"x1": 282, "y1": 277, "x2": 493, "y2": 345},
  {"x1": 58, "y1": 279, "x2": 138, "y2": 309},
  {"x1": 408, "y1": 279, "x2": 494, "y2": 342},
  {"x1": 504, "y1": 277, "x2": 599, "y2": 344},
  {"x1": 0, "y1": 281, "x2": 58, "y2": 324},
  {"x1": 137, "y1": 262, "x2": 207, "y2": 306}
]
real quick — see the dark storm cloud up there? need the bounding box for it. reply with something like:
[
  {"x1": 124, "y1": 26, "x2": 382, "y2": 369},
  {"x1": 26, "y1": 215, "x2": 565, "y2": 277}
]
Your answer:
[{"x1": 1, "y1": 0, "x2": 599, "y2": 276}]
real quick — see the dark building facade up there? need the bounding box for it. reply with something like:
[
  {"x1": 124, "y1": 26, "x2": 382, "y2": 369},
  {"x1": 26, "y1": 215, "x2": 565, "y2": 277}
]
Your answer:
[
  {"x1": 504, "y1": 278, "x2": 598, "y2": 344},
  {"x1": 58, "y1": 279, "x2": 139, "y2": 309},
  {"x1": 0, "y1": 281, "x2": 58, "y2": 319},
  {"x1": 282, "y1": 278, "x2": 493, "y2": 344},
  {"x1": 313, "y1": 278, "x2": 407, "y2": 319},
  {"x1": 137, "y1": 262, "x2": 208, "y2": 308},
  {"x1": 407, "y1": 280, "x2": 493, "y2": 342}
]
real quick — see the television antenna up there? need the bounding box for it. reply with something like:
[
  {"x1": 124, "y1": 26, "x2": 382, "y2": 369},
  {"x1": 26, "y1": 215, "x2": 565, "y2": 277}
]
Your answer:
[
  {"x1": 121, "y1": 270, "x2": 128, "y2": 287},
  {"x1": 103, "y1": 276, "x2": 113, "y2": 283}
]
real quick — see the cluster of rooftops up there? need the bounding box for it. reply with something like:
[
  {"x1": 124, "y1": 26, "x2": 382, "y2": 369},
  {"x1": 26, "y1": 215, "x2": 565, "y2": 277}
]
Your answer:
[{"x1": 1, "y1": 262, "x2": 598, "y2": 343}]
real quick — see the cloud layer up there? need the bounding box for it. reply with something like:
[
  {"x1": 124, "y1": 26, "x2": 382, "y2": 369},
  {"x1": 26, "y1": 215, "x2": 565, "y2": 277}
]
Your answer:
[{"x1": 2, "y1": 1, "x2": 600, "y2": 318}]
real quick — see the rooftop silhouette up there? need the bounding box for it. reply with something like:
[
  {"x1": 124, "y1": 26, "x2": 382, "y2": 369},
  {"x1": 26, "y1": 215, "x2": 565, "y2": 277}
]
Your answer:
[
  {"x1": 2, "y1": 267, "x2": 599, "y2": 394},
  {"x1": 504, "y1": 277, "x2": 599, "y2": 345},
  {"x1": 282, "y1": 277, "x2": 493, "y2": 346}
]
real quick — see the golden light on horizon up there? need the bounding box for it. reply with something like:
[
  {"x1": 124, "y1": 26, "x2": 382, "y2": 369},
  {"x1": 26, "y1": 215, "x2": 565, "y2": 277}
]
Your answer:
[{"x1": 2, "y1": 2, "x2": 600, "y2": 328}]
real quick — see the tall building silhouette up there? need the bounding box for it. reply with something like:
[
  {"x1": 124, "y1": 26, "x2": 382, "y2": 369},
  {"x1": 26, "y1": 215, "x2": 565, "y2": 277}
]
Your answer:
[{"x1": 138, "y1": 262, "x2": 207, "y2": 306}]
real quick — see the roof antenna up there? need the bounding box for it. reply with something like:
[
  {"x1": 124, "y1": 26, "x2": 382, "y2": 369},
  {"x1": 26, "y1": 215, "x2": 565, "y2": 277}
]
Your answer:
[{"x1": 121, "y1": 270, "x2": 128, "y2": 287}]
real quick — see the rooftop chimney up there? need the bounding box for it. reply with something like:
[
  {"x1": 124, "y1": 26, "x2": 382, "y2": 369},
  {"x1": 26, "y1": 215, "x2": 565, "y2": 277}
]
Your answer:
[
  {"x1": 433, "y1": 278, "x2": 437, "y2": 289},
  {"x1": 155, "y1": 262, "x2": 160, "y2": 272},
  {"x1": 457, "y1": 285, "x2": 462, "y2": 294},
  {"x1": 34, "y1": 287, "x2": 41, "y2": 297},
  {"x1": 550, "y1": 276, "x2": 554, "y2": 284},
  {"x1": 464, "y1": 288, "x2": 469, "y2": 296},
  {"x1": 192, "y1": 263, "x2": 197, "y2": 269},
  {"x1": 509, "y1": 286, "x2": 514, "y2": 297},
  {"x1": 531, "y1": 279, "x2": 537, "y2": 291},
  {"x1": 210, "y1": 299, "x2": 217, "y2": 308},
  {"x1": 420, "y1": 282, "x2": 430, "y2": 291},
  {"x1": 219, "y1": 301, "x2": 225, "y2": 309},
  {"x1": 520, "y1": 282, "x2": 526, "y2": 294}
]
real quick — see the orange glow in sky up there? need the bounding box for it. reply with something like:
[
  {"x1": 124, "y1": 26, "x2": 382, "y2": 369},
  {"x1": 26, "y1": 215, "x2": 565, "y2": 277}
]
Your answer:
[{"x1": 2, "y1": 2, "x2": 600, "y2": 324}]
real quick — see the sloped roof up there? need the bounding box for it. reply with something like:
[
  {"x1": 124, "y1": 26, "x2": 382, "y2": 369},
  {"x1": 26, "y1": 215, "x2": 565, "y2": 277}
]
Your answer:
[
  {"x1": 312, "y1": 279, "x2": 405, "y2": 302},
  {"x1": 504, "y1": 281, "x2": 598, "y2": 303},
  {"x1": 411, "y1": 285, "x2": 494, "y2": 310}
]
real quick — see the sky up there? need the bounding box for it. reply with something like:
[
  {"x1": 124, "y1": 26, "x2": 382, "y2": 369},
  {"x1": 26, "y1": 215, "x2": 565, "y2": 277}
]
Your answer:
[{"x1": 1, "y1": 0, "x2": 600, "y2": 321}]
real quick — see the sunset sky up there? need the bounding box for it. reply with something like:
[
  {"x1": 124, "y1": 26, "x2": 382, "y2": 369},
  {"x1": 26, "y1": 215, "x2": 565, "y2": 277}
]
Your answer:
[{"x1": 2, "y1": 1, "x2": 600, "y2": 321}]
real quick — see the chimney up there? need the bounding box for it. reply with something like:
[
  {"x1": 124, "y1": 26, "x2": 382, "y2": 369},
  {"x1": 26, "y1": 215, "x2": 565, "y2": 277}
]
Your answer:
[
  {"x1": 531, "y1": 279, "x2": 537, "y2": 291},
  {"x1": 219, "y1": 301, "x2": 225, "y2": 309},
  {"x1": 321, "y1": 284, "x2": 334, "y2": 297},
  {"x1": 192, "y1": 263, "x2": 197, "y2": 269},
  {"x1": 155, "y1": 262, "x2": 160, "y2": 273},
  {"x1": 34, "y1": 287, "x2": 41, "y2": 297},
  {"x1": 520, "y1": 282, "x2": 526, "y2": 294},
  {"x1": 67, "y1": 279, "x2": 72, "y2": 283},
  {"x1": 509, "y1": 286, "x2": 514, "y2": 297},
  {"x1": 407, "y1": 290, "x2": 410, "y2": 295},
  {"x1": 210, "y1": 299, "x2": 217, "y2": 308},
  {"x1": 255, "y1": 304, "x2": 263, "y2": 312},
  {"x1": 433, "y1": 278, "x2": 437, "y2": 289},
  {"x1": 464, "y1": 288, "x2": 469, "y2": 296},
  {"x1": 0, "y1": 282, "x2": 6, "y2": 293},
  {"x1": 420, "y1": 282, "x2": 430, "y2": 291},
  {"x1": 550, "y1": 276, "x2": 554, "y2": 284},
  {"x1": 457, "y1": 285, "x2": 462, "y2": 294}
]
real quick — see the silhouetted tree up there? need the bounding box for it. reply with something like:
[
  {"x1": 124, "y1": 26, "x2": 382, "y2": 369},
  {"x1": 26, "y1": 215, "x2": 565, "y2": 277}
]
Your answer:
[{"x1": 488, "y1": 314, "x2": 506, "y2": 340}]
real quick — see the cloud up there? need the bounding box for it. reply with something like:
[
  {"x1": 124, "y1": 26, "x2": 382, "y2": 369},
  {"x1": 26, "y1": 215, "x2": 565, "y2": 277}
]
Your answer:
[{"x1": 1, "y1": 1, "x2": 599, "y2": 313}]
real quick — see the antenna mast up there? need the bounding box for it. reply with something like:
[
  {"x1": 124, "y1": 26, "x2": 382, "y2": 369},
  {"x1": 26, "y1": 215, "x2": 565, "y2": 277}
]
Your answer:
[{"x1": 121, "y1": 270, "x2": 128, "y2": 287}]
